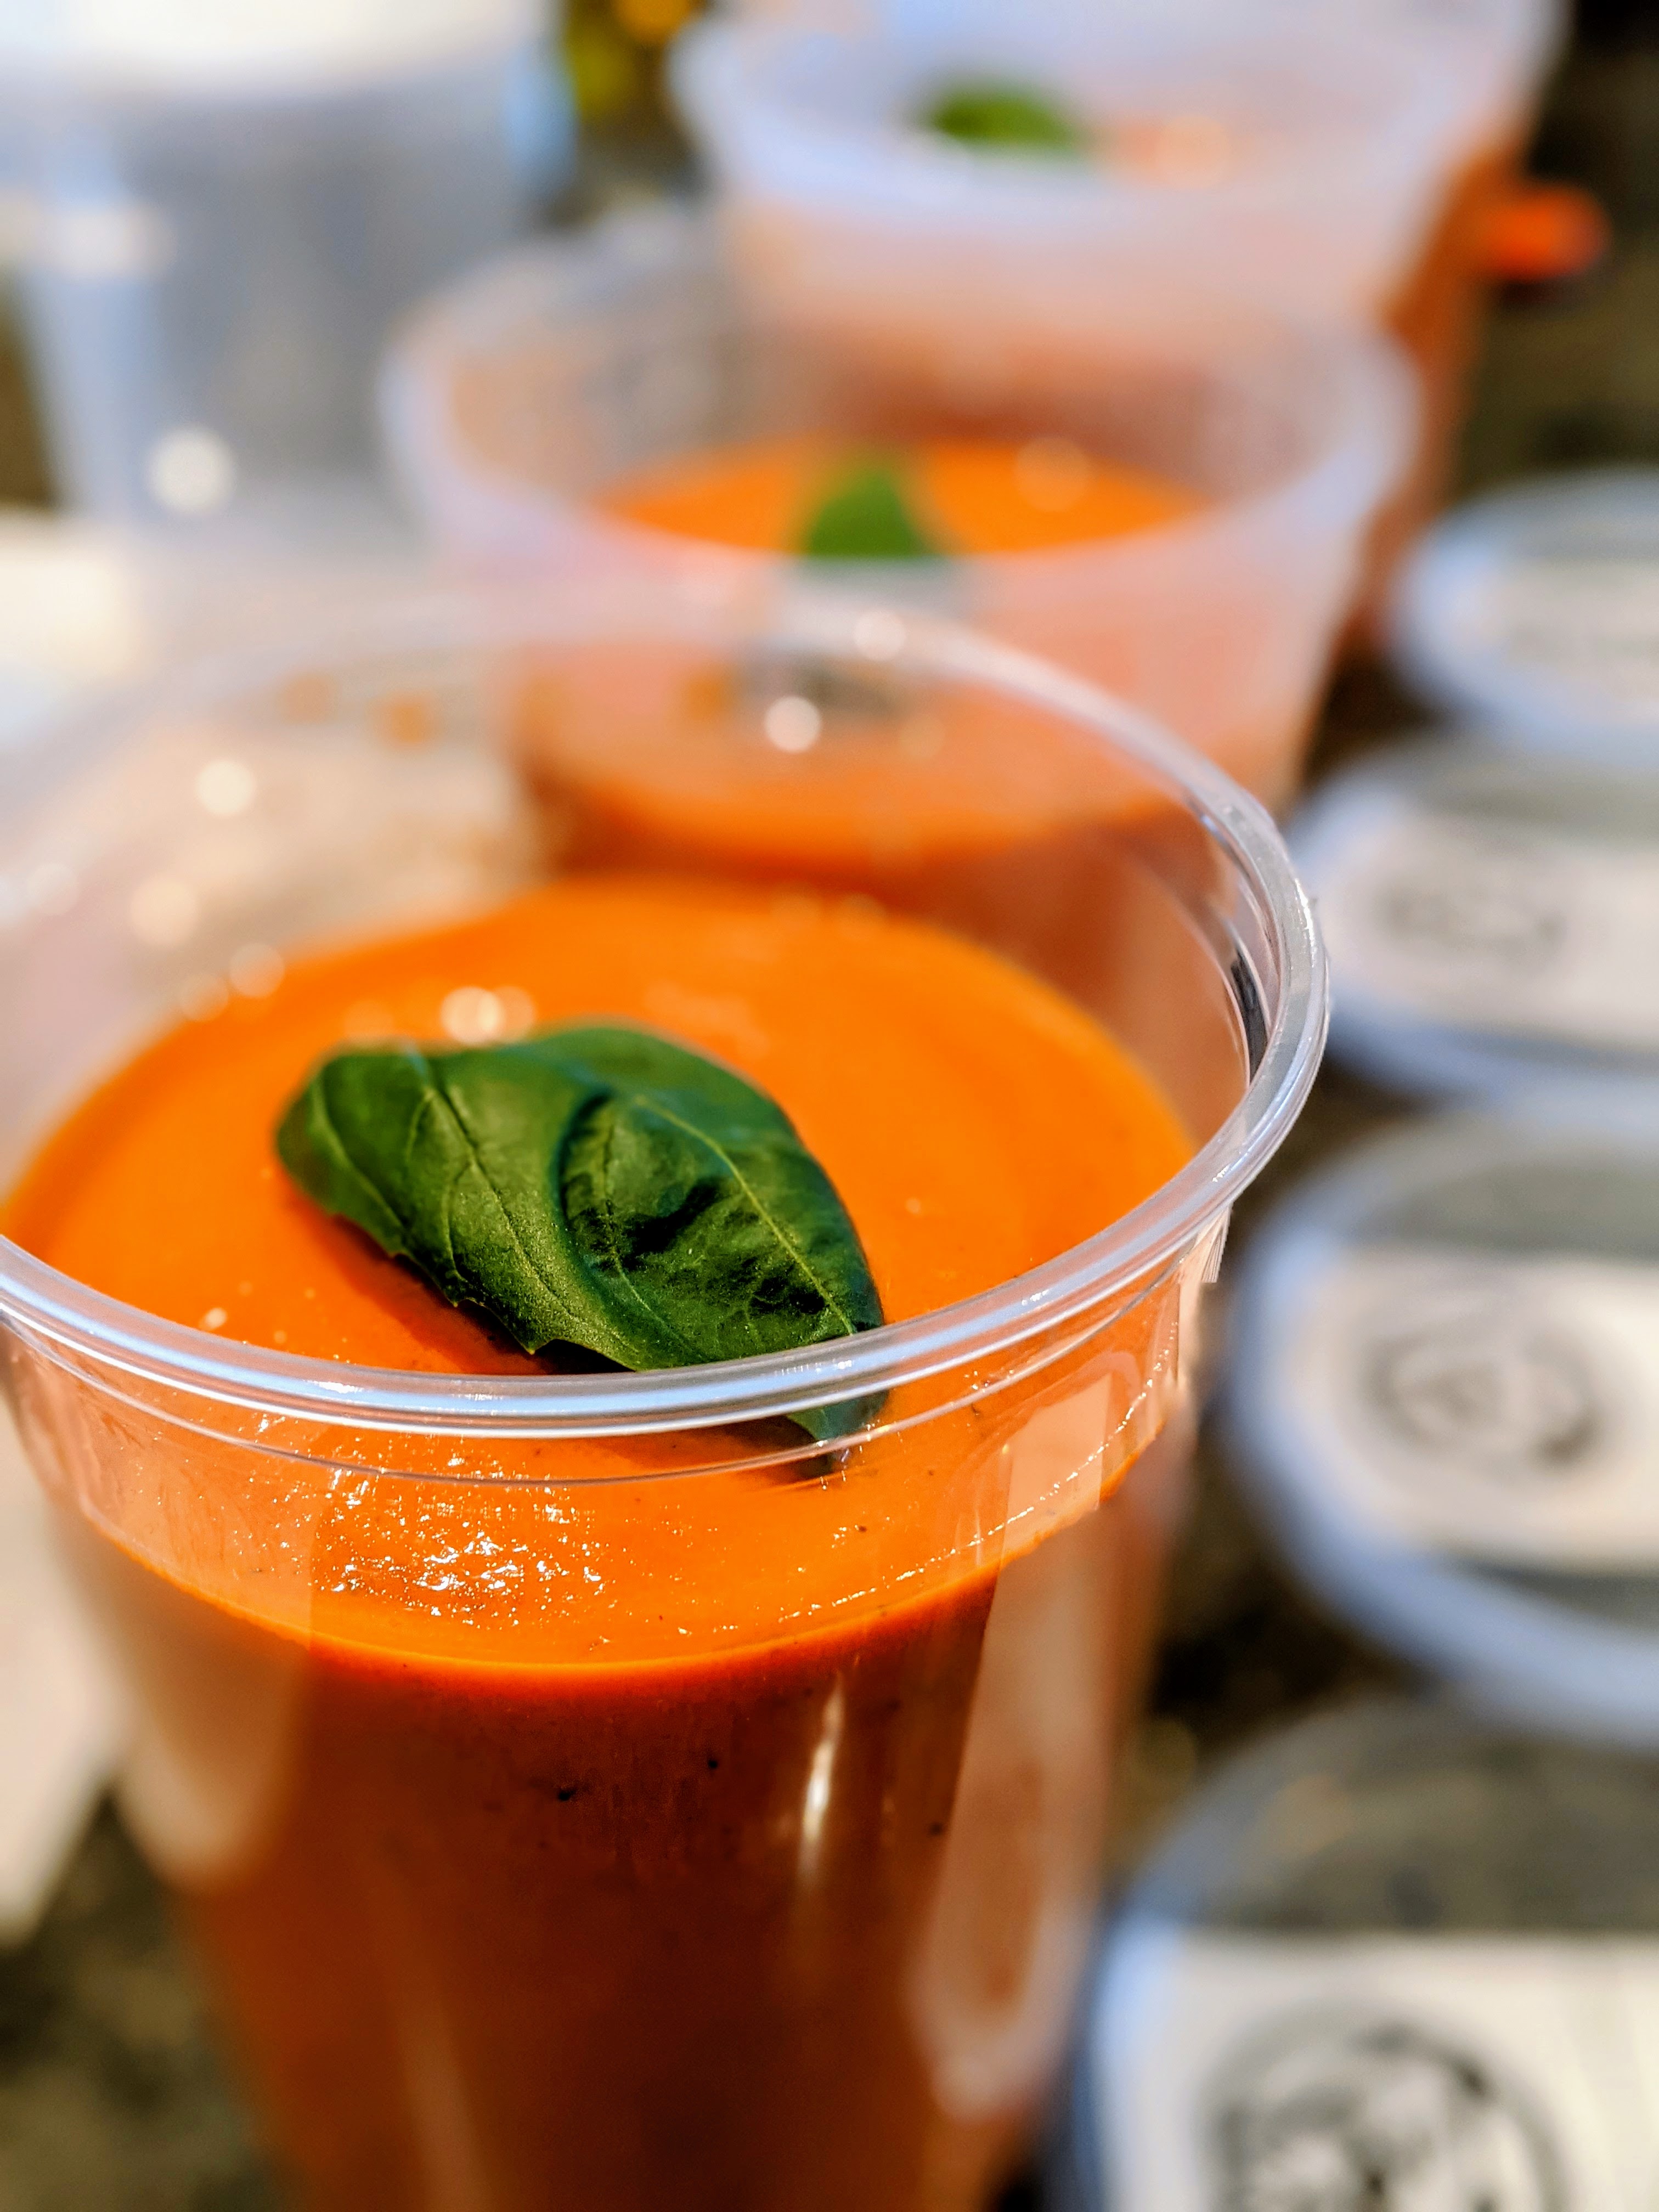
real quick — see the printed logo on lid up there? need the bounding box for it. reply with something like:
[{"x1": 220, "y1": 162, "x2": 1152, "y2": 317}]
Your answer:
[
  {"x1": 1264, "y1": 1246, "x2": 1659, "y2": 1567},
  {"x1": 1363, "y1": 1289, "x2": 1602, "y2": 1479},
  {"x1": 1313, "y1": 811, "x2": 1659, "y2": 1054},
  {"x1": 1094, "y1": 1930, "x2": 1659, "y2": 2210},
  {"x1": 1210, "y1": 2005, "x2": 1565, "y2": 2210},
  {"x1": 1370, "y1": 837, "x2": 1569, "y2": 977},
  {"x1": 1478, "y1": 558, "x2": 1659, "y2": 716}
]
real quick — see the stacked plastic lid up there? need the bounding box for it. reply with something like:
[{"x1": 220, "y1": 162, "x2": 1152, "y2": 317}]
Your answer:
[
  {"x1": 1394, "y1": 471, "x2": 1659, "y2": 766},
  {"x1": 1060, "y1": 1697, "x2": 1659, "y2": 2209},
  {"x1": 1291, "y1": 735, "x2": 1659, "y2": 1102},
  {"x1": 1228, "y1": 1105, "x2": 1659, "y2": 1746}
]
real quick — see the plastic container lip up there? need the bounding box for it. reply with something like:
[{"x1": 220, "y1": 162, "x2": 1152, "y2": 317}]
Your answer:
[
  {"x1": 0, "y1": 577, "x2": 1325, "y2": 1442},
  {"x1": 1290, "y1": 733, "x2": 1659, "y2": 1104},
  {"x1": 1227, "y1": 1102, "x2": 1659, "y2": 1748},
  {"x1": 1391, "y1": 470, "x2": 1659, "y2": 765},
  {"x1": 673, "y1": 16, "x2": 1460, "y2": 223},
  {"x1": 1306, "y1": 0, "x2": 1565, "y2": 144},
  {"x1": 380, "y1": 202, "x2": 1416, "y2": 590}
]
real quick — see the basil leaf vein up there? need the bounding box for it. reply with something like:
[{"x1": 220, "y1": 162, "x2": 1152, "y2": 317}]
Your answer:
[{"x1": 275, "y1": 1023, "x2": 884, "y2": 1440}]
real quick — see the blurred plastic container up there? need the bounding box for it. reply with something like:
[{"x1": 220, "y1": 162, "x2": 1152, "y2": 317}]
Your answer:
[
  {"x1": 0, "y1": 0, "x2": 571, "y2": 526},
  {"x1": 1394, "y1": 472, "x2": 1659, "y2": 765},
  {"x1": 1329, "y1": 0, "x2": 1567, "y2": 628},
  {"x1": 672, "y1": 14, "x2": 1456, "y2": 331},
  {"x1": 675, "y1": 3, "x2": 1563, "y2": 634},
  {"x1": 1228, "y1": 1107, "x2": 1659, "y2": 1746},
  {"x1": 382, "y1": 201, "x2": 1410, "y2": 808},
  {"x1": 1059, "y1": 1696, "x2": 1659, "y2": 2210},
  {"x1": 1291, "y1": 735, "x2": 1659, "y2": 1101}
]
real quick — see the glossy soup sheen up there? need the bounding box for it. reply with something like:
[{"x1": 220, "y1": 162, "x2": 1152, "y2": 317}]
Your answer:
[
  {"x1": 6, "y1": 877, "x2": 1192, "y2": 2211},
  {"x1": 599, "y1": 431, "x2": 1206, "y2": 557}
]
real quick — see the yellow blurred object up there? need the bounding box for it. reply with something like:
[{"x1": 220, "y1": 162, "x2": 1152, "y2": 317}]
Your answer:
[
  {"x1": 614, "y1": 0, "x2": 695, "y2": 44},
  {"x1": 564, "y1": 0, "x2": 703, "y2": 125},
  {"x1": 566, "y1": 15, "x2": 640, "y2": 118}
]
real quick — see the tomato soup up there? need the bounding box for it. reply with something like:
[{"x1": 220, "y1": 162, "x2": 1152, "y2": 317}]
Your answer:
[
  {"x1": 599, "y1": 432, "x2": 1206, "y2": 558},
  {"x1": 6, "y1": 877, "x2": 1192, "y2": 2211}
]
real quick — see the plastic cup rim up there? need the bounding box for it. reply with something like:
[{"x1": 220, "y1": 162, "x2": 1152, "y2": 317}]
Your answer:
[
  {"x1": 0, "y1": 577, "x2": 1327, "y2": 1438},
  {"x1": 674, "y1": 14, "x2": 1467, "y2": 202},
  {"x1": 382, "y1": 202, "x2": 1419, "y2": 582}
]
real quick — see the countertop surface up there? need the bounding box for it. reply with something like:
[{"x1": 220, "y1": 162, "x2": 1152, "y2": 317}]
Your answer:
[{"x1": 2, "y1": 25, "x2": 1657, "y2": 2210}]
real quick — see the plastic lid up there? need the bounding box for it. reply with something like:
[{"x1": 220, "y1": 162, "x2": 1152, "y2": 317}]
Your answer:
[
  {"x1": 1290, "y1": 735, "x2": 1659, "y2": 1102},
  {"x1": 1060, "y1": 1695, "x2": 1659, "y2": 2209},
  {"x1": 1393, "y1": 471, "x2": 1659, "y2": 765},
  {"x1": 1227, "y1": 1105, "x2": 1659, "y2": 1747},
  {"x1": 0, "y1": 0, "x2": 540, "y2": 92}
]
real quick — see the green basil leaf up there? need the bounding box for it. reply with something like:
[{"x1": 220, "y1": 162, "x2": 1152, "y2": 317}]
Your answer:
[
  {"x1": 922, "y1": 80, "x2": 1088, "y2": 157},
  {"x1": 275, "y1": 1024, "x2": 883, "y2": 1441},
  {"x1": 798, "y1": 456, "x2": 946, "y2": 562}
]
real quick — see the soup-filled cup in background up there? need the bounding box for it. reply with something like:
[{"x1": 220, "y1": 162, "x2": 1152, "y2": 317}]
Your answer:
[
  {"x1": 381, "y1": 203, "x2": 1410, "y2": 810},
  {"x1": 0, "y1": 582, "x2": 1323, "y2": 2211},
  {"x1": 670, "y1": 2, "x2": 1559, "y2": 634}
]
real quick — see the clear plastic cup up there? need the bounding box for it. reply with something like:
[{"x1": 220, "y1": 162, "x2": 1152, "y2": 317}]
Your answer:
[
  {"x1": 381, "y1": 202, "x2": 1411, "y2": 810},
  {"x1": 0, "y1": 578, "x2": 1323, "y2": 2209},
  {"x1": 670, "y1": 13, "x2": 1458, "y2": 332},
  {"x1": 670, "y1": 4, "x2": 1560, "y2": 632},
  {"x1": 0, "y1": 0, "x2": 571, "y2": 526}
]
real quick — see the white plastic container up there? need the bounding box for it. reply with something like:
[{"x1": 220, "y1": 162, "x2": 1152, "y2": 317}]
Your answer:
[
  {"x1": 1290, "y1": 735, "x2": 1659, "y2": 1101},
  {"x1": 1228, "y1": 1106, "x2": 1659, "y2": 1748},
  {"x1": 676, "y1": 1, "x2": 1562, "y2": 631},
  {"x1": 1393, "y1": 472, "x2": 1659, "y2": 764},
  {"x1": 721, "y1": 0, "x2": 1561, "y2": 174},
  {"x1": 1060, "y1": 1696, "x2": 1659, "y2": 2211},
  {"x1": 670, "y1": 12, "x2": 1460, "y2": 332},
  {"x1": 382, "y1": 201, "x2": 1411, "y2": 808},
  {"x1": 0, "y1": 0, "x2": 571, "y2": 526}
]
